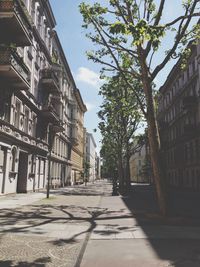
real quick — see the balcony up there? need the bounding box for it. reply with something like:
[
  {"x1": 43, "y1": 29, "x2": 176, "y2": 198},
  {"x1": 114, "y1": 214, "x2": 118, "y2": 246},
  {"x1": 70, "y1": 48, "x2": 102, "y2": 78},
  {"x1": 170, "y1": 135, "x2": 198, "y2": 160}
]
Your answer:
[
  {"x1": 70, "y1": 126, "x2": 78, "y2": 146},
  {"x1": 53, "y1": 120, "x2": 65, "y2": 133},
  {"x1": 182, "y1": 96, "x2": 198, "y2": 112},
  {"x1": 40, "y1": 68, "x2": 60, "y2": 95},
  {"x1": 41, "y1": 103, "x2": 60, "y2": 123},
  {"x1": 0, "y1": 0, "x2": 32, "y2": 46},
  {"x1": 0, "y1": 46, "x2": 30, "y2": 90},
  {"x1": 70, "y1": 136, "x2": 79, "y2": 146}
]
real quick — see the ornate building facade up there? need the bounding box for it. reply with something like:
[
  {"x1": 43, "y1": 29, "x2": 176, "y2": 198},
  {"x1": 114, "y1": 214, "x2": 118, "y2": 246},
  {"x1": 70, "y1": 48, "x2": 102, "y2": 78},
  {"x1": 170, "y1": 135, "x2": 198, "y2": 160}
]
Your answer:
[
  {"x1": 85, "y1": 132, "x2": 96, "y2": 182},
  {"x1": 0, "y1": 0, "x2": 86, "y2": 194}
]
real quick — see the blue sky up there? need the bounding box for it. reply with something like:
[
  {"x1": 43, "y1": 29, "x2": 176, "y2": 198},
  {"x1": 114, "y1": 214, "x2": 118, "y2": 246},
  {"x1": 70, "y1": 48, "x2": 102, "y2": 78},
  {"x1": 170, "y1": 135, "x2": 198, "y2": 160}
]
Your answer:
[
  {"x1": 50, "y1": 0, "x2": 103, "y2": 153},
  {"x1": 49, "y1": 0, "x2": 198, "y2": 153}
]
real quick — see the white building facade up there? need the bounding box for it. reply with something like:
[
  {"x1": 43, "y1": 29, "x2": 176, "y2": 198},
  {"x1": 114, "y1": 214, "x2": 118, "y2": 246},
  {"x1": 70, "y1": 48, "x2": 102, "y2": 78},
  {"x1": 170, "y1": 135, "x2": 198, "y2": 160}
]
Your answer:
[
  {"x1": 0, "y1": 0, "x2": 85, "y2": 194},
  {"x1": 85, "y1": 132, "x2": 96, "y2": 182}
]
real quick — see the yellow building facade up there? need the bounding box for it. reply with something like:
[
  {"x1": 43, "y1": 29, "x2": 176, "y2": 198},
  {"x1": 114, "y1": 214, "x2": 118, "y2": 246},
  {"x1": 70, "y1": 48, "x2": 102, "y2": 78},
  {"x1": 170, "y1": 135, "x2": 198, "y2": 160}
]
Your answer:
[{"x1": 71, "y1": 89, "x2": 87, "y2": 185}]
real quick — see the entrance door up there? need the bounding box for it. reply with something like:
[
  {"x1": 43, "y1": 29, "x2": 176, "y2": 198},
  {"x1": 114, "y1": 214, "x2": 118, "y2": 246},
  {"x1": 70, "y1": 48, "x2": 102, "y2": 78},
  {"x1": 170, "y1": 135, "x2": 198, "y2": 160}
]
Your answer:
[{"x1": 17, "y1": 151, "x2": 28, "y2": 193}]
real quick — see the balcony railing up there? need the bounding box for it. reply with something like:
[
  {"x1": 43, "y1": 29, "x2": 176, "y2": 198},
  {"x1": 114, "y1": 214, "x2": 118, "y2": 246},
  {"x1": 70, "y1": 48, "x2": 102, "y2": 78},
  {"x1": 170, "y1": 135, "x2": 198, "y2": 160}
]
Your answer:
[
  {"x1": 0, "y1": 0, "x2": 32, "y2": 46},
  {"x1": 41, "y1": 68, "x2": 60, "y2": 94},
  {"x1": 53, "y1": 120, "x2": 65, "y2": 133},
  {"x1": 0, "y1": 46, "x2": 30, "y2": 90},
  {"x1": 41, "y1": 103, "x2": 60, "y2": 122}
]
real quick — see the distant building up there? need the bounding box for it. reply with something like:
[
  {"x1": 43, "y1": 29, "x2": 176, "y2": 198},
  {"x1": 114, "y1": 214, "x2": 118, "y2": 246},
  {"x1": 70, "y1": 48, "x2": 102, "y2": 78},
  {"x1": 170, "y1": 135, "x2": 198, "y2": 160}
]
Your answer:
[
  {"x1": 129, "y1": 145, "x2": 149, "y2": 183},
  {"x1": 95, "y1": 154, "x2": 101, "y2": 180},
  {"x1": 157, "y1": 41, "x2": 200, "y2": 191},
  {"x1": 71, "y1": 89, "x2": 87, "y2": 185},
  {"x1": 85, "y1": 132, "x2": 96, "y2": 182}
]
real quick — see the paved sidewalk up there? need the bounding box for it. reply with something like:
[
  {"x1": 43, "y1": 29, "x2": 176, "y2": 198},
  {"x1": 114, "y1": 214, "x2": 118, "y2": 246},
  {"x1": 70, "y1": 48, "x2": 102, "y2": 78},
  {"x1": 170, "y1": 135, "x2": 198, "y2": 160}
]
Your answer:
[
  {"x1": 0, "y1": 181, "x2": 110, "y2": 267},
  {"x1": 0, "y1": 192, "x2": 46, "y2": 209},
  {"x1": 80, "y1": 187, "x2": 200, "y2": 267},
  {"x1": 1, "y1": 181, "x2": 200, "y2": 266}
]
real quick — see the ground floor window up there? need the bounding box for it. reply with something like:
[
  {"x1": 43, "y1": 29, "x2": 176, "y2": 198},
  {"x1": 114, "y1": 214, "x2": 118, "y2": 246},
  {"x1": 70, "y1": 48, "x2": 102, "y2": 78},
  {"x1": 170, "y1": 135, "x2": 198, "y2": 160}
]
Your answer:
[
  {"x1": 0, "y1": 146, "x2": 5, "y2": 173},
  {"x1": 10, "y1": 147, "x2": 17, "y2": 172}
]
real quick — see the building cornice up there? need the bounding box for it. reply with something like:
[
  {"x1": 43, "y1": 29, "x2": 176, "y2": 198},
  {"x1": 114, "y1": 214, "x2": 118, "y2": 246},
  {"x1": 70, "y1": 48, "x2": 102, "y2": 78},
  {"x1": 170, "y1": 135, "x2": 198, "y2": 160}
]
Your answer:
[
  {"x1": 74, "y1": 88, "x2": 87, "y2": 113},
  {"x1": 39, "y1": 0, "x2": 56, "y2": 28}
]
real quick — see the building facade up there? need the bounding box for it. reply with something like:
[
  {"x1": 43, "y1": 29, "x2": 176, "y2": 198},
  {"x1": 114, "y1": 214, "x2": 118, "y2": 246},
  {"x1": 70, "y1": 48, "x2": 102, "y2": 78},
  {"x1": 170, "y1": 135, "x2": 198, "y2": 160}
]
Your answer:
[
  {"x1": 129, "y1": 144, "x2": 151, "y2": 183},
  {"x1": 95, "y1": 154, "x2": 101, "y2": 180},
  {"x1": 157, "y1": 41, "x2": 200, "y2": 191},
  {"x1": 85, "y1": 132, "x2": 96, "y2": 182},
  {"x1": 71, "y1": 89, "x2": 87, "y2": 185},
  {"x1": 0, "y1": 0, "x2": 86, "y2": 194}
]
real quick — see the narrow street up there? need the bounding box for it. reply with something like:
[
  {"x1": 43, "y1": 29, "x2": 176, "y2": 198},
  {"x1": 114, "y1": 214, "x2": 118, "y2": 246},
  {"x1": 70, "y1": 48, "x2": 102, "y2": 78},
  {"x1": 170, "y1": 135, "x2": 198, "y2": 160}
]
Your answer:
[{"x1": 1, "y1": 181, "x2": 200, "y2": 266}]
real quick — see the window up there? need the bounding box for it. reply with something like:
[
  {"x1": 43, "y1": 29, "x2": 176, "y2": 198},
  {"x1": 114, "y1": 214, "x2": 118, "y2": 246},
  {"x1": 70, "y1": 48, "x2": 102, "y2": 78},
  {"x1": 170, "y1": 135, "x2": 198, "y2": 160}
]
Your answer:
[
  {"x1": 24, "y1": 107, "x2": 29, "y2": 134},
  {"x1": 192, "y1": 60, "x2": 196, "y2": 75},
  {"x1": 14, "y1": 100, "x2": 21, "y2": 128},
  {"x1": 40, "y1": 159, "x2": 45, "y2": 175},
  {"x1": 31, "y1": 0, "x2": 35, "y2": 21},
  {"x1": 10, "y1": 147, "x2": 17, "y2": 172},
  {"x1": 32, "y1": 113, "x2": 37, "y2": 137},
  {"x1": 36, "y1": 10, "x2": 42, "y2": 35},
  {"x1": 2, "y1": 100, "x2": 11, "y2": 122},
  {"x1": 31, "y1": 155, "x2": 36, "y2": 174},
  {"x1": 70, "y1": 107, "x2": 73, "y2": 119},
  {"x1": 34, "y1": 79, "x2": 39, "y2": 99},
  {"x1": 0, "y1": 146, "x2": 5, "y2": 173}
]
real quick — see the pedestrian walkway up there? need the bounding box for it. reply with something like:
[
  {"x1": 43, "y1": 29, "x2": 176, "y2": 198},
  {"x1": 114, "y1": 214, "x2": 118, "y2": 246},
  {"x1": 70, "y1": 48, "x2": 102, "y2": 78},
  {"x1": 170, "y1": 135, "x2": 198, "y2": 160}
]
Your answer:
[
  {"x1": 1, "y1": 181, "x2": 200, "y2": 266},
  {"x1": 0, "y1": 192, "x2": 46, "y2": 209},
  {"x1": 0, "y1": 181, "x2": 109, "y2": 267},
  {"x1": 80, "y1": 183, "x2": 200, "y2": 267}
]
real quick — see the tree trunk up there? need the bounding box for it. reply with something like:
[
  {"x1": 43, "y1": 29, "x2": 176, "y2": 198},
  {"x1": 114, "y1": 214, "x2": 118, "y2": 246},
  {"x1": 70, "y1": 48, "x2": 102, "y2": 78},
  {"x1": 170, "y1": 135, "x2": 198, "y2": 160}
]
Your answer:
[
  {"x1": 138, "y1": 48, "x2": 168, "y2": 216},
  {"x1": 118, "y1": 153, "x2": 124, "y2": 193},
  {"x1": 125, "y1": 143, "x2": 131, "y2": 190}
]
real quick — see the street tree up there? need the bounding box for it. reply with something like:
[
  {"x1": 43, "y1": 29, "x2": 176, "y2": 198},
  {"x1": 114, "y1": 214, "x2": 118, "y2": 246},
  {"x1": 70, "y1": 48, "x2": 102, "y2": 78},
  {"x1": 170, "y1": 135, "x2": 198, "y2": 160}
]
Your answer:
[
  {"x1": 99, "y1": 75, "x2": 143, "y2": 192},
  {"x1": 80, "y1": 0, "x2": 200, "y2": 215},
  {"x1": 83, "y1": 160, "x2": 91, "y2": 185}
]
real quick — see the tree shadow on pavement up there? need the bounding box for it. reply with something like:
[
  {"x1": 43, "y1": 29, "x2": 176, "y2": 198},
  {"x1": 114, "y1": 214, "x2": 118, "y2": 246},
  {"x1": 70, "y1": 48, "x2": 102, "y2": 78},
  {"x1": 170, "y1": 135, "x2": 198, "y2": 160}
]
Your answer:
[
  {"x1": 0, "y1": 257, "x2": 51, "y2": 267},
  {"x1": 121, "y1": 184, "x2": 200, "y2": 267}
]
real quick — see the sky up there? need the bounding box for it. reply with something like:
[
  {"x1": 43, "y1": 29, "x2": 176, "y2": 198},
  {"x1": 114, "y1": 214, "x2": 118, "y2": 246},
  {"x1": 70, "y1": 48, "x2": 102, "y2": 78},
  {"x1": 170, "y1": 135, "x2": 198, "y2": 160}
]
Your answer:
[
  {"x1": 49, "y1": 0, "x2": 198, "y2": 154},
  {"x1": 49, "y1": 0, "x2": 103, "y2": 154}
]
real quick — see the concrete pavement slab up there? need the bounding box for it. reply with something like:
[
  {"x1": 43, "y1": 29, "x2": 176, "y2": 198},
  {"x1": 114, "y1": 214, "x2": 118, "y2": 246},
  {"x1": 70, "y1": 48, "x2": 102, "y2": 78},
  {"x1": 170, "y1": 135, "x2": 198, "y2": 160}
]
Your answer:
[
  {"x1": 0, "y1": 192, "x2": 46, "y2": 209},
  {"x1": 80, "y1": 239, "x2": 200, "y2": 267}
]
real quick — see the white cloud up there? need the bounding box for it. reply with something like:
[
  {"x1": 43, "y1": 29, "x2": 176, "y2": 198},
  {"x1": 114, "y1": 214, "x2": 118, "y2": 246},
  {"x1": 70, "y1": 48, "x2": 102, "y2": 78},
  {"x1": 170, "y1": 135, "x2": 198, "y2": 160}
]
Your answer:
[
  {"x1": 75, "y1": 67, "x2": 101, "y2": 88},
  {"x1": 85, "y1": 102, "x2": 95, "y2": 111}
]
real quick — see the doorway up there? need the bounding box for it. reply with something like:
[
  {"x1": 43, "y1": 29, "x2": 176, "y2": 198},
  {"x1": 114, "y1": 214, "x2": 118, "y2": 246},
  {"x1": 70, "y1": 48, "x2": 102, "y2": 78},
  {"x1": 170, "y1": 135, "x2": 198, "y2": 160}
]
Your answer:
[{"x1": 17, "y1": 151, "x2": 28, "y2": 193}]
